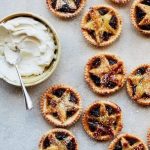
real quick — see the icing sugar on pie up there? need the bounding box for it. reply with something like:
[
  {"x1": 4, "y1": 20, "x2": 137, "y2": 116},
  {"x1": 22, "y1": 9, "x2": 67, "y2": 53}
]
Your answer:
[
  {"x1": 81, "y1": 5, "x2": 122, "y2": 47},
  {"x1": 82, "y1": 101, "x2": 123, "y2": 141},
  {"x1": 40, "y1": 84, "x2": 82, "y2": 127},
  {"x1": 85, "y1": 54, "x2": 126, "y2": 95},
  {"x1": 127, "y1": 64, "x2": 150, "y2": 106}
]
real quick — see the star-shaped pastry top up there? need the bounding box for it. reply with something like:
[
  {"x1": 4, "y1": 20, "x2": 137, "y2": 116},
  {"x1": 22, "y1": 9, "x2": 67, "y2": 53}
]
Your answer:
[
  {"x1": 55, "y1": 0, "x2": 77, "y2": 10},
  {"x1": 88, "y1": 103, "x2": 121, "y2": 136},
  {"x1": 137, "y1": 3, "x2": 150, "y2": 26},
  {"x1": 82, "y1": 9, "x2": 116, "y2": 44},
  {"x1": 129, "y1": 69, "x2": 150, "y2": 99},
  {"x1": 46, "y1": 90, "x2": 79, "y2": 123},
  {"x1": 89, "y1": 56, "x2": 124, "y2": 86}
]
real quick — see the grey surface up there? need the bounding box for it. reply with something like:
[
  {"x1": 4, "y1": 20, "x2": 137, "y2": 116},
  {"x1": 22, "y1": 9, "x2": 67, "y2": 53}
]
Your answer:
[{"x1": 0, "y1": 0, "x2": 150, "y2": 150}]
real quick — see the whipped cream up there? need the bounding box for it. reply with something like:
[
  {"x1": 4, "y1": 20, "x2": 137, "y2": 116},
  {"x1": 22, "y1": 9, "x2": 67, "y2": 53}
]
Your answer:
[{"x1": 0, "y1": 17, "x2": 56, "y2": 84}]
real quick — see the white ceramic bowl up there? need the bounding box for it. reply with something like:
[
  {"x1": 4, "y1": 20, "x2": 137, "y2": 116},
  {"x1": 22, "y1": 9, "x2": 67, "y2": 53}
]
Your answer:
[{"x1": 0, "y1": 12, "x2": 61, "y2": 87}]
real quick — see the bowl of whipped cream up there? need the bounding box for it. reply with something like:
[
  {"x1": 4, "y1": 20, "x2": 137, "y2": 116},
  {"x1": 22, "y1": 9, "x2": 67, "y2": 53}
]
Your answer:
[{"x1": 0, "y1": 13, "x2": 61, "y2": 86}]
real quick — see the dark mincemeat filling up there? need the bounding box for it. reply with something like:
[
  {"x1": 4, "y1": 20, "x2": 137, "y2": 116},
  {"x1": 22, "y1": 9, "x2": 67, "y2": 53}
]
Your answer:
[
  {"x1": 51, "y1": 0, "x2": 81, "y2": 13},
  {"x1": 53, "y1": 88, "x2": 66, "y2": 97},
  {"x1": 107, "y1": 57, "x2": 117, "y2": 65},
  {"x1": 43, "y1": 136, "x2": 51, "y2": 149},
  {"x1": 67, "y1": 138, "x2": 76, "y2": 150},
  {"x1": 109, "y1": 16, "x2": 118, "y2": 29},
  {"x1": 67, "y1": 110, "x2": 77, "y2": 118},
  {"x1": 89, "y1": 105, "x2": 100, "y2": 117},
  {"x1": 69, "y1": 92, "x2": 78, "y2": 104},
  {"x1": 91, "y1": 58, "x2": 101, "y2": 69},
  {"x1": 55, "y1": 132, "x2": 68, "y2": 140},
  {"x1": 114, "y1": 140, "x2": 122, "y2": 150},
  {"x1": 102, "y1": 32, "x2": 113, "y2": 41},
  {"x1": 136, "y1": 67, "x2": 146, "y2": 75},
  {"x1": 88, "y1": 118, "x2": 99, "y2": 132},
  {"x1": 98, "y1": 7, "x2": 109, "y2": 15},
  {"x1": 90, "y1": 73, "x2": 101, "y2": 86}
]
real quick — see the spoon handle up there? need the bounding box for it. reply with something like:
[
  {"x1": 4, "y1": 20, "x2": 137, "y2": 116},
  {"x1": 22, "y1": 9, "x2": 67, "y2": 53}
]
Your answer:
[{"x1": 15, "y1": 65, "x2": 33, "y2": 110}]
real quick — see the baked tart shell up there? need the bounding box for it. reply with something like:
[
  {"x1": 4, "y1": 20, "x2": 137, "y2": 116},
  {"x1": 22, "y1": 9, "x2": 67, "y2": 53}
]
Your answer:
[
  {"x1": 40, "y1": 84, "x2": 82, "y2": 127},
  {"x1": 126, "y1": 64, "x2": 150, "y2": 106},
  {"x1": 46, "y1": 0, "x2": 86, "y2": 18},
  {"x1": 39, "y1": 128, "x2": 78, "y2": 150},
  {"x1": 81, "y1": 5, "x2": 122, "y2": 47},
  {"x1": 84, "y1": 53, "x2": 126, "y2": 95}
]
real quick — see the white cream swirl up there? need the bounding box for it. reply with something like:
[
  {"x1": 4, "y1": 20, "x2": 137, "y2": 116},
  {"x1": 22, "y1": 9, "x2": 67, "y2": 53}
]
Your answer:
[{"x1": 0, "y1": 17, "x2": 56, "y2": 83}]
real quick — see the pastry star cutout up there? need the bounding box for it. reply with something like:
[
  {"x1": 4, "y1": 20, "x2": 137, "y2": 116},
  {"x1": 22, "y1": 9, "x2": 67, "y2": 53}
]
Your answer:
[
  {"x1": 89, "y1": 56, "x2": 123, "y2": 86},
  {"x1": 55, "y1": 0, "x2": 77, "y2": 10},
  {"x1": 129, "y1": 71, "x2": 150, "y2": 99},
  {"x1": 46, "y1": 90, "x2": 79, "y2": 123},
  {"x1": 137, "y1": 3, "x2": 150, "y2": 26},
  {"x1": 88, "y1": 104, "x2": 120, "y2": 136},
  {"x1": 82, "y1": 9, "x2": 116, "y2": 44}
]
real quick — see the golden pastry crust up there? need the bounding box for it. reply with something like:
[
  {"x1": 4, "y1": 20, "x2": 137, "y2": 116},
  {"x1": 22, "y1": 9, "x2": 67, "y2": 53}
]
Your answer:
[
  {"x1": 39, "y1": 128, "x2": 78, "y2": 150},
  {"x1": 110, "y1": 0, "x2": 129, "y2": 5},
  {"x1": 131, "y1": 0, "x2": 150, "y2": 35},
  {"x1": 147, "y1": 128, "x2": 150, "y2": 149},
  {"x1": 40, "y1": 84, "x2": 82, "y2": 127},
  {"x1": 81, "y1": 5, "x2": 122, "y2": 47},
  {"x1": 82, "y1": 101, "x2": 123, "y2": 141},
  {"x1": 127, "y1": 64, "x2": 150, "y2": 106},
  {"x1": 46, "y1": 0, "x2": 86, "y2": 18},
  {"x1": 84, "y1": 54, "x2": 126, "y2": 95},
  {"x1": 108, "y1": 133, "x2": 148, "y2": 150}
]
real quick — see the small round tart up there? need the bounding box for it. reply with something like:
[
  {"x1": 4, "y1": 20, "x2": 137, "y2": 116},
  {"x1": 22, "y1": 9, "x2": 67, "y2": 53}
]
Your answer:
[
  {"x1": 82, "y1": 101, "x2": 123, "y2": 141},
  {"x1": 46, "y1": 0, "x2": 86, "y2": 18},
  {"x1": 131, "y1": 0, "x2": 150, "y2": 35},
  {"x1": 39, "y1": 128, "x2": 78, "y2": 150},
  {"x1": 81, "y1": 5, "x2": 122, "y2": 47},
  {"x1": 147, "y1": 128, "x2": 150, "y2": 149},
  {"x1": 84, "y1": 54, "x2": 126, "y2": 95},
  {"x1": 108, "y1": 133, "x2": 148, "y2": 150},
  {"x1": 40, "y1": 84, "x2": 82, "y2": 127},
  {"x1": 127, "y1": 64, "x2": 150, "y2": 106}
]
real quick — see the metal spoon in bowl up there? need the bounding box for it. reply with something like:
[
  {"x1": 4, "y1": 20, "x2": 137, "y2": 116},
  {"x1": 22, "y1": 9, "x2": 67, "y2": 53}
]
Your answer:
[{"x1": 4, "y1": 46, "x2": 33, "y2": 110}]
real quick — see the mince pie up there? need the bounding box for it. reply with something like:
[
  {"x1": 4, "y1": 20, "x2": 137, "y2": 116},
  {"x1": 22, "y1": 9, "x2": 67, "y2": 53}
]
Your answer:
[
  {"x1": 40, "y1": 84, "x2": 82, "y2": 127},
  {"x1": 82, "y1": 101, "x2": 123, "y2": 141},
  {"x1": 147, "y1": 128, "x2": 150, "y2": 149},
  {"x1": 108, "y1": 133, "x2": 148, "y2": 150},
  {"x1": 39, "y1": 128, "x2": 78, "y2": 150},
  {"x1": 46, "y1": 0, "x2": 86, "y2": 18},
  {"x1": 85, "y1": 54, "x2": 126, "y2": 95},
  {"x1": 131, "y1": 0, "x2": 150, "y2": 35},
  {"x1": 127, "y1": 64, "x2": 150, "y2": 106},
  {"x1": 81, "y1": 5, "x2": 122, "y2": 47}
]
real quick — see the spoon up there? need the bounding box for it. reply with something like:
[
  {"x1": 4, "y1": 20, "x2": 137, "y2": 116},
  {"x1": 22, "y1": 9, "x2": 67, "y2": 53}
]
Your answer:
[{"x1": 4, "y1": 46, "x2": 33, "y2": 110}]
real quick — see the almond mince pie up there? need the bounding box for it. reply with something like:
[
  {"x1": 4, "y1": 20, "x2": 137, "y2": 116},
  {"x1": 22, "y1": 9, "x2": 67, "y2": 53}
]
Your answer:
[
  {"x1": 40, "y1": 84, "x2": 82, "y2": 127},
  {"x1": 46, "y1": 0, "x2": 86, "y2": 18},
  {"x1": 85, "y1": 54, "x2": 126, "y2": 95},
  {"x1": 127, "y1": 64, "x2": 150, "y2": 106},
  {"x1": 39, "y1": 128, "x2": 78, "y2": 150},
  {"x1": 131, "y1": 0, "x2": 150, "y2": 35},
  {"x1": 147, "y1": 128, "x2": 150, "y2": 149},
  {"x1": 108, "y1": 133, "x2": 148, "y2": 150},
  {"x1": 81, "y1": 5, "x2": 122, "y2": 47},
  {"x1": 82, "y1": 101, "x2": 123, "y2": 141}
]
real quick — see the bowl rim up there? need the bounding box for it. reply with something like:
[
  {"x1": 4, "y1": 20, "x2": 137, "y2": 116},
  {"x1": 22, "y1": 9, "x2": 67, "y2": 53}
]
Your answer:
[{"x1": 0, "y1": 12, "x2": 61, "y2": 87}]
